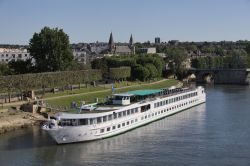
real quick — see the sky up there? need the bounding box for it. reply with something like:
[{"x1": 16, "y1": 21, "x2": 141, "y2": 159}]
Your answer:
[{"x1": 0, "y1": 0, "x2": 250, "y2": 44}]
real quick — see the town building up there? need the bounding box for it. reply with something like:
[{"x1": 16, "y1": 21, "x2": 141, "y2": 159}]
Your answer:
[
  {"x1": 137, "y1": 47, "x2": 156, "y2": 54},
  {"x1": 0, "y1": 48, "x2": 31, "y2": 63},
  {"x1": 155, "y1": 37, "x2": 160, "y2": 44},
  {"x1": 104, "y1": 33, "x2": 135, "y2": 56}
]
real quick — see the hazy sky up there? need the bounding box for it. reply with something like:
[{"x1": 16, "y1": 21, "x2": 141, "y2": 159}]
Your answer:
[{"x1": 0, "y1": 0, "x2": 250, "y2": 44}]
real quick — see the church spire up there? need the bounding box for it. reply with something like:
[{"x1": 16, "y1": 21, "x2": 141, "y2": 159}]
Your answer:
[
  {"x1": 109, "y1": 32, "x2": 114, "y2": 46},
  {"x1": 129, "y1": 34, "x2": 133, "y2": 46}
]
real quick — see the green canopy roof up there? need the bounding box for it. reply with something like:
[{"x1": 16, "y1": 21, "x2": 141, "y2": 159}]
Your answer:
[{"x1": 126, "y1": 89, "x2": 162, "y2": 96}]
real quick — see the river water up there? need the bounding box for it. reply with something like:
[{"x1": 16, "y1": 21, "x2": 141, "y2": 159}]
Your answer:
[{"x1": 0, "y1": 85, "x2": 250, "y2": 166}]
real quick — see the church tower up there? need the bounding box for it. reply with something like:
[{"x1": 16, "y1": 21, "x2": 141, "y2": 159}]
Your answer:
[
  {"x1": 108, "y1": 32, "x2": 115, "y2": 52},
  {"x1": 129, "y1": 34, "x2": 135, "y2": 54},
  {"x1": 129, "y1": 34, "x2": 133, "y2": 47}
]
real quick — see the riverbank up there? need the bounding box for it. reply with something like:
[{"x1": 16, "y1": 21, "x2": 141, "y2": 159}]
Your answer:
[
  {"x1": 0, "y1": 110, "x2": 46, "y2": 135},
  {"x1": 0, "y1": 79, "x2": 181, "y2": 135}
]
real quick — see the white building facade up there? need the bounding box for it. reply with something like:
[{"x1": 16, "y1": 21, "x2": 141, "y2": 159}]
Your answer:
[{"x1": 0, "y1": 48, "x2": 31, "y2": 63}]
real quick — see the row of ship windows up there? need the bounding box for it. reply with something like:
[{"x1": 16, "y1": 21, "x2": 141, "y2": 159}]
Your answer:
[
  {"x1": 59, "y1": 99, "x2": 198, "y2": 127},
  {"x1": 100, "y1": 118, "x2": 139, "y2": 133},
  {"x1": 59, "y1": 108, "x2": 139, "y2": 126},
  {"x1": 100, "y1": 99, "x2": 198, "y2": 133},
  {"x1": 154, "y1": 92, "x2": 198, "y2": 108}
]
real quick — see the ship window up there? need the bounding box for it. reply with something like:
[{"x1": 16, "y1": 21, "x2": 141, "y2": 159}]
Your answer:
[
  {"x1": 122, "y1": 123, "x2": 125, "y2": 127},
  {"x1": 141, "y1": 104, "x2": 150, "y2": 112},
  {"x1": 108, "y1": 115, "x2": 113, "y2": 121},
  {"x1": 135, "y1": 118, "x2": 138, "y2": 122},
  {"x1": 97, "y1": 117, "x2": 102, "y2": 124},
  {"x1": 131, "y1": 109, "x2": 134, "y2": 114},
  {"x1": 100, "y1": 129, "x2": 104, "y2": 133},
  {"x1": 118, "y1": 124, "x2": 121, "y2": 128},
  {"x1": 107, "y1": 127, "x2": 110, "y2": 131},
  {"x1": 131, "y1": 120, "x2": 134, "y2": 124},
  {"x1": 127, "y1": 109, "x2": 131, "y2": 115},
  {"x1": 112, "y1": 126, "x2": 116, "y2": 130},
  {"x1": 141, "y1": 117, "x2": 144, "y2": 120},
  {"x1": 152, "y1": 113, "x2": 154, "y2": 116},
  {"x1": 113, "y1": 112, "x2": 117, "y2": 119},
  {"x1": 127, "y1": 121, "x2": 129, "y2": 125},
  {"x1": 89, "y1": 118, "x2": 93, "y2": 125},
  {"x1": 103, "y1": 116, "x2": 107, "y2": 122},
  {"x1": 161, "y1": 110, "x2": 163, "y2": 113},
  {"x1": 79, "y1": 119, "x2": 88, "y2": 125},
  {"x1": 155, "y1": 112, "x2": 157, "y2": 115},
  {"x1": 118, "y1": 112, "x2": 122, "y2": 118},
  {"x1": 166, "y1": 100, "x2": 168, "y2": 104},
  {"x1": 123, "y1": 111, "x2": 126, "y2": 116},
  {"x1": 154, "y1": 103, "x2": 157, "y2": 108},
  {"x1": 135, "y1": 108, "x2": 138, "y2": 113}
]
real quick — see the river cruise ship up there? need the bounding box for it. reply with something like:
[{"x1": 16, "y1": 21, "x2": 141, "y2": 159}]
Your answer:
[{"x1": 43, "y1": 86, "x2": 206, "y2": 144}]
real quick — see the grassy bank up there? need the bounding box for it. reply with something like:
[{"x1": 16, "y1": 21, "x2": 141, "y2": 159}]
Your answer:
[{"x1": 46, "y1": 79, "x2": 179, "y2": 107}]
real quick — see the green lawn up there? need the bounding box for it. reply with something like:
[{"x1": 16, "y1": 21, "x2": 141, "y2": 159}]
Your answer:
[
  {"x1": 46, "y1": 79, "x2": 179, "y2": 108},
  {"x1": 43, "y1": 80, "x2": 146, "y2": 98}
]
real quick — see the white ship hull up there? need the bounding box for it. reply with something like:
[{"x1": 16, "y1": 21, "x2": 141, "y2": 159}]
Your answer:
[{"x1": 44, "y1": 87, "x2": 206, "y2": 144}]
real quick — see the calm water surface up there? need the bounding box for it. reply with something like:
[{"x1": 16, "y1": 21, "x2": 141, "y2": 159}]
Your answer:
[{"x1": 0, "y1": 85, "x2": 250, "y2": 166}]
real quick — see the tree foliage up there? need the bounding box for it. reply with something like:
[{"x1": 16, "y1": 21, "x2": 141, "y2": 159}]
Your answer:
[
  {"x1": 109, "y1": 67, "x2": 131, "y2": 81},
  {"x1": 166, "y1": 48, "x2": 188, "y2": 79},
  {"x1": 0, "y1": 69, "x2": 102, "y2": 94},
  {"x1": 246, "y1": 43, "x2": 250, "y2": 68},
  {"x1": 91, "y1": 54, "x2": 164, "y2": 81},
  {"x1": 29, "y1": 26, "x2": 74, "y2": 72},
  {"x1": 0, "y1": 62, "x2": 12, "y2": 76},
  {"x1": 8, "y1": 59, "x2": 34, "y2": 74},
  {"x1": 192, "y1": 49, "x2": 247, "y2": 69}
]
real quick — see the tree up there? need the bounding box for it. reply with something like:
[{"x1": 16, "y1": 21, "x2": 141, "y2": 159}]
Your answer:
[
  {"x1": 0, "y1": 62, "x2": 12, "y2": 76},
  {"x1": 109, "y1": 67, "x2": 131, "y2": 81},
  {"x1": 145, "y1": 64, "x2": 158, "y2": 79},
  {"x1": 166, "y1": 48, "x2": 188, "y2": 79},
  {"x1": 8, "y1": 59, "x2": 33, "y2": 74},
  {"x1": 132, "y1": 65, "x2": 150, "y2": 81},
  {"x1": 246, "y1": 43, "x2": 250, "y2": 68},
  {"x1": 29, "y1": 26, "x2": 74, "y2": 72}
]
